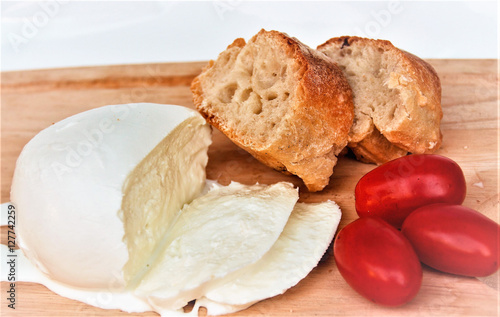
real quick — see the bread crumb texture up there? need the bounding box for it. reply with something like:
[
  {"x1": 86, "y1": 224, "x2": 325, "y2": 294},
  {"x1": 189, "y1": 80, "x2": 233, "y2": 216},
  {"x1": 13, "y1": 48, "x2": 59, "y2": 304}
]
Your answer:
[
  {"x1": 318, "y1": 36, "x2": 443, "y2": 164},
  {"x1": 192, "y1": 29, "x2": 354, "y2": 191}
]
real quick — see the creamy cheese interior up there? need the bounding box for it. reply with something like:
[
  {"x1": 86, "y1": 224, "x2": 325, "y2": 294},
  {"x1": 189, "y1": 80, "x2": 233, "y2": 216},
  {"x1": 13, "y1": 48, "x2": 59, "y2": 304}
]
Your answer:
[{"x1": 122, "y1": 116, "x2": 211, "y2": 286}]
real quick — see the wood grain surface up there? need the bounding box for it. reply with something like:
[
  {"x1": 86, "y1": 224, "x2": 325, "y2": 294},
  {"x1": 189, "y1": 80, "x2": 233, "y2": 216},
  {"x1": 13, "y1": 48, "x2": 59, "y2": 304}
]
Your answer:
[{"x1": 1, "y1": 59, "x2": 499, "y2": 316}]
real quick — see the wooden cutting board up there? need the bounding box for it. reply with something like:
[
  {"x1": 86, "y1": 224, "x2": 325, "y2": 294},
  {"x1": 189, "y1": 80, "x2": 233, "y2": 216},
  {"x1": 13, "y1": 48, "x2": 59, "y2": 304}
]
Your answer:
[{"x1": 1, "y1": 59, "x2": 499, "y2": 316}]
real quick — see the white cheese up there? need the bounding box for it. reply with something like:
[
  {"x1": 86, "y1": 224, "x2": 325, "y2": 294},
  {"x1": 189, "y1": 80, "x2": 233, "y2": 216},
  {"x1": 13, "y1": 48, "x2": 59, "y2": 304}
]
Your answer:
[
  {"x1": 121, "y1": 113, "x2": 213, "y2": 286},
  {"x1": 136, "y1": 181, "x2": 299, "y2": 311},
  {"x1": 0, "y1": 245, "x2": 153, "y2": 313},
  {"x1": 11, "y1": 103, "x2": 211, "y2": 289},
  {"x1": 195, "y1": 200, "x2": 342, "y2": 315}
]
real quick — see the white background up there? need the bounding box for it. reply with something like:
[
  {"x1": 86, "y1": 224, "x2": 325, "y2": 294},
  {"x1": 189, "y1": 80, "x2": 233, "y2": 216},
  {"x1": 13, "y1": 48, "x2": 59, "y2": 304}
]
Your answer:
[{"x1": 1, "y1": 1, "x2": 498, "y2": 72}]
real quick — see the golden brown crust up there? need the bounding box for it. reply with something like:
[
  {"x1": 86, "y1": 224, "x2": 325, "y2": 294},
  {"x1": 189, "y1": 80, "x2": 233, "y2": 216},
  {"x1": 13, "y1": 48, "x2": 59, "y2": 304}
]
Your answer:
[
  {"x1": 192, "y1": 29, "x2": 354, "y2": 191},
  {"x1": 349, "y1": 128, "x2": 408, "y2": 164},
  {"x1": 318, "y1": 36, "x2": 442, "y2": 164}
]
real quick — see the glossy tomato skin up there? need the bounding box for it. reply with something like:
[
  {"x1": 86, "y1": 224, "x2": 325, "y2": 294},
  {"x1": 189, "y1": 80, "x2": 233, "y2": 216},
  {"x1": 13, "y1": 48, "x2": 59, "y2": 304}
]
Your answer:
[
  {"x1": 334, "y1": 217, "x2": 422, "y2": 306},
  {"x1": 355, "y1": 154, "x2": 466, "y2": 228},
  {"x1": 402, "y1": 204, "x2": 500, "y2": 277}
]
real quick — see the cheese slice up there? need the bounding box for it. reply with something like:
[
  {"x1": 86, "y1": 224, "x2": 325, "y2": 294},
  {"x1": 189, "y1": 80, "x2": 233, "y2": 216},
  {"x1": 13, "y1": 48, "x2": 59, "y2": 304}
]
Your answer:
[
  {"x1": 135, "y1": 181, "x2": 299, "y2": 311},
  {"x1": 194, "y1": 200, "x2": 342, "y2": 315},
  {"x1": 11, "y1": 103, "x2": 211, "y2": 289}
]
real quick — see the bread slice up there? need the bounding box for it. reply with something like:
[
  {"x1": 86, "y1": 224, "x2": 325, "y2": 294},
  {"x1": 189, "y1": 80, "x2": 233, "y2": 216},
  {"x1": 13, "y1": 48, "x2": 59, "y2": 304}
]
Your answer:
[
  {"x1": 192, "y1": 29, "x2": 354, "y2": 191},
  {"x1": 318, "y1": 36, "x2": 443, "y2": 164}
]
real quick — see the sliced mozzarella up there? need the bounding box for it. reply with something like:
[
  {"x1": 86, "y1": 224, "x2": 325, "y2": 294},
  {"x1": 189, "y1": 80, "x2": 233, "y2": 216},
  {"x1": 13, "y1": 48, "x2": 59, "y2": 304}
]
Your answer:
[
  {"x1": 196, "y1": 200, "x2": 342, "y2": 315},
  {"x1": 135, "y1": 182, "x2": 299, "y2": 311},
  {"x1": 11, "y1": 103, "x2": 211, "y2": 289}
]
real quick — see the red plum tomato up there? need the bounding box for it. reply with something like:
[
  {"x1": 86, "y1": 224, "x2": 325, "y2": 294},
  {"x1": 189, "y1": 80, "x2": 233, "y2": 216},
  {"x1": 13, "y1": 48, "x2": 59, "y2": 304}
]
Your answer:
[
  {"x1": 355, "y1": 154, "x2": 466, "y2": 228},
  {"x1": 402, "y1": 203, "x2": 500, "y2": 277},
  {"x1": 333, "y1": 217, "x2": 422, "y2": 306}
]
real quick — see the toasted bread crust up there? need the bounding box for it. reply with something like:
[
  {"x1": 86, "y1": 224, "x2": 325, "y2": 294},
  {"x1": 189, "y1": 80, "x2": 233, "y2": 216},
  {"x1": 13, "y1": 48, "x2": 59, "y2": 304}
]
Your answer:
[
  {"x1": 349, "y1": 128, "x2": 408, "y2": 164},
  {"x1": 192, "y1": 29, "x2": 354, "y2": 191},
  {"x1": 318, "y1": 36, "x2": 442, "y2": 164}
]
